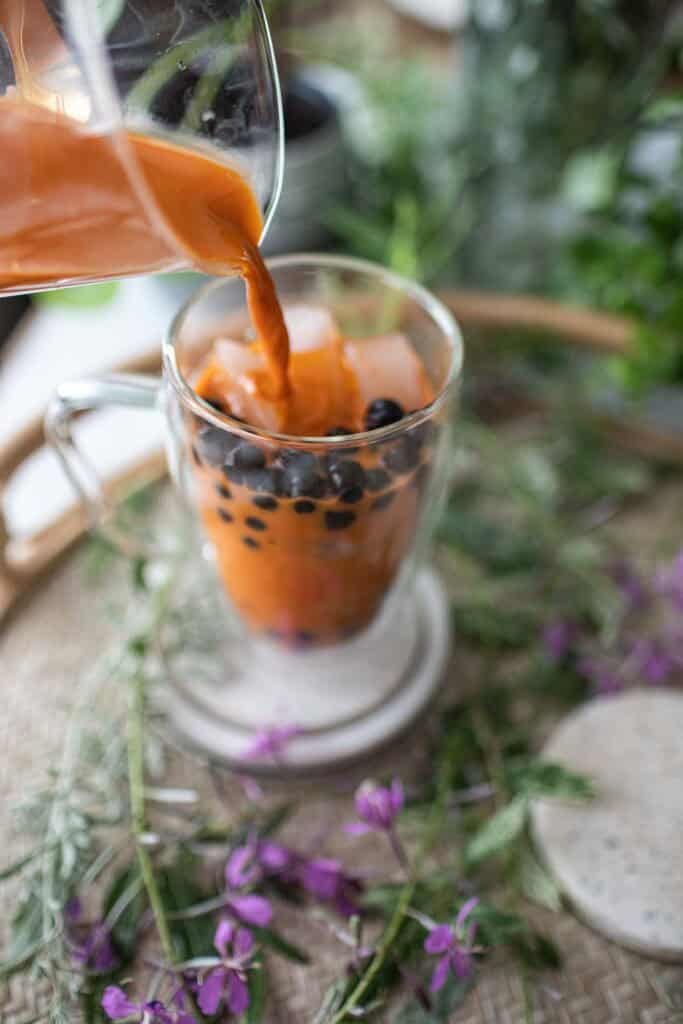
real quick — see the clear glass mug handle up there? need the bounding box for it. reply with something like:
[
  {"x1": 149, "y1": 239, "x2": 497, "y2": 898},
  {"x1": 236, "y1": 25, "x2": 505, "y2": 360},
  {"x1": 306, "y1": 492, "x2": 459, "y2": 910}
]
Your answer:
[{"x1": 44, "y1": 374, "x2": 162, "y2": 556}]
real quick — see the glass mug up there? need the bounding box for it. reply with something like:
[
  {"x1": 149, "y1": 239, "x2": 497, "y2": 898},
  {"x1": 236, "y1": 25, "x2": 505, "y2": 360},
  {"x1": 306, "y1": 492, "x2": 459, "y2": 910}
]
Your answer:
[
  {"x1": 0, "y1": 0, "x2": 283, "y2": 294},
  {"x1": 46, "y1": 256, "x2": 463, "y2": 763}
]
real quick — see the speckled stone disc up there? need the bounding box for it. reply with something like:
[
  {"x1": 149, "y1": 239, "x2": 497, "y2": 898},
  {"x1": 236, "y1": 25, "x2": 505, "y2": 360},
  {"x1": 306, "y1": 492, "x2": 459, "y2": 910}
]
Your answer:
[{"x1": 531, "y1": 690, "x2": 683, "y2": 961}]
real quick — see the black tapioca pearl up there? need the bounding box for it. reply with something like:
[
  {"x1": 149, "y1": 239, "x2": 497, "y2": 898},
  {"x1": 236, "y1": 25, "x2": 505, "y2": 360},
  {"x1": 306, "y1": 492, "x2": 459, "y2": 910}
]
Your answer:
[
  {"x1": 326, "y1": 426, "x2": 359, "y2": 454},
  {"x1": 242, "y1": 536, "x2": 260, "y2": 549},
  {"x1": 364, "y1": 398, "x2": 404, "y2": 430},
  {"x1": 223, "y1": 465, "x2": 244, "y2": 485},
  {"x1": 243, "y1": 467, "x2": 285, "y2": 495},
  {"x1": 196, "y1": 425, "x2": 239, "y2": 467},
  {"x1": 325, "y1": 509, "x2": 356, "y2": 531},
  {"x1": 215, "y1": 483, "x2": 232, "y2": 500},
  {"x1": 283, "y1": 465, "x2": 328, "y2": 499},
  {"x1": 245, "y1": 516, "x2": 267, "y2": 532},
  {"x1": 339, "y1": 485, "x2": 364, "y2": 504},
  {"x1": 381, "y1": 436, "x2": 420, "y2": 474},
  {"x1": 231, "y1": 442, "x2": 266, "y2": 472},
  {"x1": 276, "y1": 449, "x2": 318, "y2": 473},
  {"x1": 293, "y1": 499, "x2": 316, "y2": 515},
  {"x1": 252, "y1": 495, "x2": 278, "y2": 511},
  {"x1": 365, "y1": 468, "x2": 391, "y2": 492},
  {"x1": 371, "y1": 491, "x2": 396, "y2": 511},
  {"x1": 327, "y1": 457, "x2": 366, "y2": 495},
  {"x1": 217, "y1": 508, "x2": 234, "y2": 523}
]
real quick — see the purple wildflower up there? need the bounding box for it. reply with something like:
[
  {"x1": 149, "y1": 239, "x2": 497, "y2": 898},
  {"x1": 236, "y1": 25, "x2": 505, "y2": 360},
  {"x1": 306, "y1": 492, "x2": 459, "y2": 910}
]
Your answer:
[
  {"x1": 542, "y1": 620, "x2": 579, "y2": 663},
  {"x1": 423, "y1": 898, "x2": 480, "y2": 992},
  {"x1": 66, "y1": 899, "x2": 117, "y2": 973},
  {"x1": 346, "y1": 779, "x2": 404, "y2": 835},
  {"x1": 242, "y1": 725, "x2": 302, "y2": 763},
  {"x1": 223, "y1": 844, "x2": 272, "y2": 927},
  {"x1": 102, "y1": 986, "x2": 195, "y2": 1024},
  {"x1": 345, "y1": 778, "x2": 407, "y2": 870},
  {"x1": 197, "y1": 920, "x2": 255, "y2": 1017},
  {"x1": 632, "y1": 637, "x2": 676, "y2": 685},
  {"x1": 298, "y1": 857, "x2": 364, "y2": 918}
]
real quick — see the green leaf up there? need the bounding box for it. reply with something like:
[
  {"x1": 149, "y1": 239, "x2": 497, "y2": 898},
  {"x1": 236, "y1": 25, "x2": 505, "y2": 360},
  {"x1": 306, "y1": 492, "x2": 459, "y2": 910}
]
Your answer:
[
  {"x1": 252, "y1": 926, "x2": 310, "y2": 965},
  {"x1": 7, "y1": 894, "x2": 43, "y2": 966},
  {"x1": 247, "y1": 968, "x2": 267, "y2": 1023},
  {"x1": 395, "y1": 975, "x2": 472, "y2": 1022},
  {"x1": 451, "y1": 602, "x2": 539, "y2": 650},
  {"x1": 158, "y1": 856, "x2": 217, "y2": 960},
  {"x1": 519, "y1": 845, "x2": 562, "y2": 912},
  {"x1": 0, "y1": 847, "x2": 46, "y2": 881},
  {"x1": 103, "y1": 863, "x2": 145, "y2": 962},
  {"x1": 515, "y1": 931, "x2": 562, "y2": 971},
  {"x1": 34, "y1": 282, "x2": 119, "y2": 308},
  {"x1": 466, "y1": 796, "x2": 528, "y2": 866},
  {"x1": 470, "y1": 904, "x2": 528, "y2": 946},
  {"x1": 507, "y1": 759, "x2": 595, "y2": 801}
]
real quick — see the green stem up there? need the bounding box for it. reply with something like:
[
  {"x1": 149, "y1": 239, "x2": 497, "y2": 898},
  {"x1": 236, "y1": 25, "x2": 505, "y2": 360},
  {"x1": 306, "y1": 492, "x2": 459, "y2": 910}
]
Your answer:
[
  {"x1": 329, "y1": 739, "x2": 459, "y2": 1023},
  {"x1": 127, "y1": 669, "x2": 176, "y2": 965}
]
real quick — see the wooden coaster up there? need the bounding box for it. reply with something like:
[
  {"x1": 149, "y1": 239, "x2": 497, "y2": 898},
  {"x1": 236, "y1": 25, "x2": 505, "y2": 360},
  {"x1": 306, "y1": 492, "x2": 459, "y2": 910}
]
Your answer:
[{"x1": 531, "y1": 690, "x2": 683, "y2": 961}]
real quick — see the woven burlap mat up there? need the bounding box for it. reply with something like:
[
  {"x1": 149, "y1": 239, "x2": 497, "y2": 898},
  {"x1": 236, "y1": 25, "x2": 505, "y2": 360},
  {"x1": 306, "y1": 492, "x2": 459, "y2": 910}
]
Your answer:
[{"x1": 2, "y1": 481, "x2": 683, "y2": 1023}]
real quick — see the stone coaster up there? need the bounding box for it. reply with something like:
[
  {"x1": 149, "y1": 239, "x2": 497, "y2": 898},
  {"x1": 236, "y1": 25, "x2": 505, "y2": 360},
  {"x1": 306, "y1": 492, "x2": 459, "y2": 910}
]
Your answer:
[{"x1": 531, "y1": 689, "x2": 683, "y2": 961}]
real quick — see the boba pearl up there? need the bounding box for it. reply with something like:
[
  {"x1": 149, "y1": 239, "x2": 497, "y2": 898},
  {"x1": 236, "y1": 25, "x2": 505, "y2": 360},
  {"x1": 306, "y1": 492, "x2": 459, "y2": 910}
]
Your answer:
[
  {"x1": 253, "y1": 495, "x2": 278, "y2": 511},
  {"x1": 215, "y1": 483, "x2": 232, "y2": 499},
  {"x1": 242, "y1": 467, "x2": 285, "y2": 495},
  {"x1": 364, "y1": 398, "x2": 404, "y2": 430},
  {"x1": 242, "y1": 536, "x2": 260, "y2": 549},
  {"x1": 196, "y1": 425, "x2": 239, "y2": 467},
  {"x1": 231, "y1": 442, "x2": 266, "y2": 472},
  {"x1": 327, "y1": 457, "x2": 366, "y2": 496},
  {"x1": 218, "y1": 508, "x2": 234, "y2": 523},
  {"x1": 365, "y1": 468, "x2": 391, "y2": 492},
  {"x1": 293, "y1": 499, "x2": 316, "y2": 515},
  {"x1": 382, "y1": 436, "x2": 420, "y2": 474},
  {"x1": 325, "y1": 509, "x2": 356, "y2": 531},
  {"x1": 277, "y1": 449, "x2": 318, "y2": 474},
  {"x1": 339, "y1": 486, "x2": 364, "y2": 504},
  {"x1": 282, "y1": 464, "x2": 328, "y2": 499},
  {"x1": 245, "y1": 516, "x2": 267, "y2": 532}
]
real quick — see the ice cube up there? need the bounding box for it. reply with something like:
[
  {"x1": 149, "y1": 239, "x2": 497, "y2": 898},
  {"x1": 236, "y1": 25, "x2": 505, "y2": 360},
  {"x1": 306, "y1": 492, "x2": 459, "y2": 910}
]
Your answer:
[
  {"x1": 344, "y1": 333, "x2": 430, "y2": 414},
  {"x1": 283, "y1": 305, "x2": 340, "y2": 353},
  {"x1": 200, "y1": 338, "x2": 280, "y2": 431}
]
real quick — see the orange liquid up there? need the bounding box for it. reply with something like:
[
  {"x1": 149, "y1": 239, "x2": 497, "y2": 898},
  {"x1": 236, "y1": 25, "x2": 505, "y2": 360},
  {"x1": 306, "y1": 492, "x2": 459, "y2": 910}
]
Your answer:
[{"x1": 0, "y1": 97, "x2": 291, "y2": 397}]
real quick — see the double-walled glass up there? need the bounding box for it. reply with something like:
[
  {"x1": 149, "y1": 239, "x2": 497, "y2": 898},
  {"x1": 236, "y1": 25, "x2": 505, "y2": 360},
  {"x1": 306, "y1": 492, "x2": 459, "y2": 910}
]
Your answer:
[{"x1": 46, "y1": 256, "x2": 462, "y2": 739}]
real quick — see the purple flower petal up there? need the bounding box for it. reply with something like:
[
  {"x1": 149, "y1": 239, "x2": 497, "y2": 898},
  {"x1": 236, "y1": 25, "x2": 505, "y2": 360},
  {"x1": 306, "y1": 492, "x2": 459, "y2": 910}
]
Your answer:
[
  {"x1": 226, "y1": 844, "x2": 261, "y2": 890},
  {"x1": 243, "y1": 724, "x2": 302, "y2": 761},
  {"x1": 429, "y1": 954, "x2": 451, "y2": 993},
  {"x1": 451, "y1": 947, "x2": 473, "y2": 979},
  {"x1": 424, "y1": 924, "x2": 455, "y2": 955},
  {"x1": 299, "y1": 858, "x2": 342, "y2": 900},
  {"x1": 228, "y1": 894, "x2": 273, "y2": 926},
  {"x1": 214, "y1": 918, "x2": 235, "y2": 956},
  {"x1": 177, "y1": 1015, "x2": 198, "y2": 1024},
  {"x1": 258, "y1": 841, "x2": 292, "y2": 872},
  {"x1": 101, "y1": 986, "x2": 138, "y2": 1020},
  {"x1": 145, "y1": 1000, "x2": 174, "y2": 1024},
  {"x1": 64, "y1": 897, "x2": 82, "y2": 923},
  {"x1": 227, "y1": 971, "x2": 250, "y2": 1015},
  {"x1": 197, "y1": 968, "x2": 226, "y2": 1016},
  {"x1": 543, "y1": 621, "x2": 578, "y2": 662},
  {"x1": 234, "y1": 927, "x2": 255, "y2": 959},
  {"x1": 344, "y1": 822, "x2": 373, "y2": 835},
  {"x1": 389, "y1": 778, "x2": 404, "y2": 815},
  {"x1": 455, "y1": 897, "x2": 479, "y2": 935}
]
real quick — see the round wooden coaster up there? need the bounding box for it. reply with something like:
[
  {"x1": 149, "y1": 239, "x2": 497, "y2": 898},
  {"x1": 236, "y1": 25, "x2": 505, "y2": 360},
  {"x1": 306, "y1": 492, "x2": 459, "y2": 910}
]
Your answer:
[{"x1": 531, "y1": 690, "x2": 683, "y2": 961}]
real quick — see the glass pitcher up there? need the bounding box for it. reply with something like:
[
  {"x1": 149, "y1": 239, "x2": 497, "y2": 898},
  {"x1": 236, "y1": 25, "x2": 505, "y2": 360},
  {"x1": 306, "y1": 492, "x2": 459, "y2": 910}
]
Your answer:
[{"x1": 0, "y1": 0, "x2": 284, "y2": 295}]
